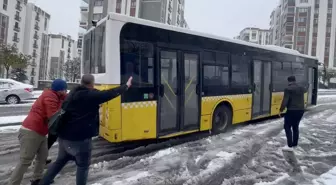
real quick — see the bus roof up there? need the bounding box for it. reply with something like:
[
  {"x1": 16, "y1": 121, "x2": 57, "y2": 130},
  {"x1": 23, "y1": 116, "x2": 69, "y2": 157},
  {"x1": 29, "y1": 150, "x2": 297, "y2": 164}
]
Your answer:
[{"x1": 90, "y1": 13, "x2": 318, "y2": 61}]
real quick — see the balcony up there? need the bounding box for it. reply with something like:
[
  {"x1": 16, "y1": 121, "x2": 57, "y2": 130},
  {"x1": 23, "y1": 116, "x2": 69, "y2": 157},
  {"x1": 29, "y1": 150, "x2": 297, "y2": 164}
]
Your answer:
[
  {"x1": 34, "y1": 34, "x2": 39, "y2": 40},
  {"x1": 33, "y1": 43, "x2": 38, "y2": 49},
  {"x1": 35, "y1": 15, "x2": 40, "y2": 21},
  {"x1": 32, "y1": 52, "x2": 37, "y2": 57},
  {"x1": 13, "y1": 26, "x2": 20, "y2": 32},
  {"x1": 80, "y1": 6, "x2": 88, "y2": 12},
  {"x1": 16, "y1": 4, "x2": 22, "y2": 11},
  {"x1": 31, "y1": 61, "x2": 37, "y2": 67},
  {"x1": 15, "y1": 15, "x2": 21, "y2": 21},
  {"x1": 31, "y1": 71, "x2": 36, "y2": 76},
  {"x1": 68, "y1": 48, "x2": 71, "y2": 52},
  {"x1": 12, "y1": 37, "x2": 20, "y2": 43},
  {"x1": 79, "y1": 21, "x2": 88, "y2": 29},
  {"x1": 34, "y1": 24, "x2": 40, "y2": 31}
]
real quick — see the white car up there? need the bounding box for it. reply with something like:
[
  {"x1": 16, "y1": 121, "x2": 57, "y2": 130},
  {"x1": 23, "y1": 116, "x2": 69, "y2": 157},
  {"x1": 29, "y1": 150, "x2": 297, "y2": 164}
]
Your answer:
[{"x1": 0, "y1": 78, "x2": 34, "y2": 104}]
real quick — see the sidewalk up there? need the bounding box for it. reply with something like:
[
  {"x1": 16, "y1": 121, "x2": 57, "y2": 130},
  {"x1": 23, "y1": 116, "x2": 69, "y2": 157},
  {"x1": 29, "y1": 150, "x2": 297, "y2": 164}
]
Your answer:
[{"x1": 0, "y1": 115, "x2": 26, "y2": 127}]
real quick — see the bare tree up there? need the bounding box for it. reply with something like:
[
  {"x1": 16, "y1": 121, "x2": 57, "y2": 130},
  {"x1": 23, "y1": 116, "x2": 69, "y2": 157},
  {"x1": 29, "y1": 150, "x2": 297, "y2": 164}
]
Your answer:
[{"x1": 63, "y1": 57, "x2": 81, "y2": 82}]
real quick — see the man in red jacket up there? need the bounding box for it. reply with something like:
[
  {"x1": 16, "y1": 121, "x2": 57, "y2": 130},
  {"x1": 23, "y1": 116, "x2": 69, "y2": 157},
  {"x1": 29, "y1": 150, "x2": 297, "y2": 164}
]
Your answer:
[{"x1": 8, "y1": 79, "x2": 67, "y2": 185}]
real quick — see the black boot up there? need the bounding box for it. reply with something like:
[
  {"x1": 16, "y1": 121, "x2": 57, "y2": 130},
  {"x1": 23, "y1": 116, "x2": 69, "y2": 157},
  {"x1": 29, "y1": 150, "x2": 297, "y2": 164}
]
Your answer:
[
  {"x1": 30, "y1": 179, "x2": 40, "y2": 185},
  {"x1": 46, "y1": 159, "x2": 52, "y2": 165},
  {"x1": 31, "y1": 179, "x2": 54, "y2": 185}
]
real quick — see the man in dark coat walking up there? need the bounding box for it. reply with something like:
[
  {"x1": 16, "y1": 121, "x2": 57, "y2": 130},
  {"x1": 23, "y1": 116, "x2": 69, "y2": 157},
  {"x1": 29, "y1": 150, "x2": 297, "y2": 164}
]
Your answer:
[
  {"x1": 39, "y1": 74, "x2": 132, "y2": 185},
  {"x1": 280, "y1": 76, "x2": 306, "y2": 150}
]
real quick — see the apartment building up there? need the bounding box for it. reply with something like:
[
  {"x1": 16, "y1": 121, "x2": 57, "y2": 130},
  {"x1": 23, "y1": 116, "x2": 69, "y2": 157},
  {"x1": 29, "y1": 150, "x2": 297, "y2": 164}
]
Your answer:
[
  {"x1": 269, "y1": 0, "x2": 336, "y2": 68},
  {"x1": 0, "y1": 1, "x2": 51, "y2": 85},
  {"x1": 235, "y1": 27, "x2": 271, "y2": 45},
  {"x1": 80, "y1": 0, "x2": 188, "y2": 30},
  {"x1": 23, "y1": 3, "x2": 50, "y2": 86},
  {"x1": 47, "y1": 34, "x2": 78, "y2": 80},
  {"x1": 0, "y1": 0, "x2": 28, "y2": 52},
  {"x1": 0, "y1": 0, "x2": 28, "y2": 77},
  {"x1": 77, "y1": 0, "x2": 188, "y2": 60}
]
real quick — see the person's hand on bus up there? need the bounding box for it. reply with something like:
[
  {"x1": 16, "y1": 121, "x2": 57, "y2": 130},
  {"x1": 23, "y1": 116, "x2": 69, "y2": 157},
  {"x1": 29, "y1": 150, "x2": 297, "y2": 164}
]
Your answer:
[{"x1": 126, "y1": 76, "x2": 133, "y2": 88}]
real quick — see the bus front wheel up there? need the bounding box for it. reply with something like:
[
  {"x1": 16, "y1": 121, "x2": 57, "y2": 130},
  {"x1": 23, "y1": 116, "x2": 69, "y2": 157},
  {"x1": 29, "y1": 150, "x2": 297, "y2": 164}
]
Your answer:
[{"x1": 212, "y1": 105, "x2": 232, "y2": 134}]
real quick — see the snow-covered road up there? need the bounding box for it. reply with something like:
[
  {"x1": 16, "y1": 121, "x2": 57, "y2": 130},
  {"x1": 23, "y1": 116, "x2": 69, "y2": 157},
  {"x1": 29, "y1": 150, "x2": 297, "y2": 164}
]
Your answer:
[{"x1": 0, "y1": 94, "x2": 336, "y2": 185}]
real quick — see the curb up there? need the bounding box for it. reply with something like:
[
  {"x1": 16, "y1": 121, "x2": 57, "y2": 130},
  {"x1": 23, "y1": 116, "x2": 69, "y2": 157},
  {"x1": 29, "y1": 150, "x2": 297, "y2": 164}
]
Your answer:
[{"x1": 0, "y1": 122, "x2": 22, "y2": 127}]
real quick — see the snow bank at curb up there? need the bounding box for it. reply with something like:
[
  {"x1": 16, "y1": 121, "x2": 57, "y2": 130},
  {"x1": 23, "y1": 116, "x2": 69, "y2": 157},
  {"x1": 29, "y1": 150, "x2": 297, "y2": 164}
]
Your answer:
[
  {"x1": 312, "y1": 166, "x2": 336, "y2": 185},
  {"x1": 0, "y1": 115, "x2": 26, "y2": 125}
]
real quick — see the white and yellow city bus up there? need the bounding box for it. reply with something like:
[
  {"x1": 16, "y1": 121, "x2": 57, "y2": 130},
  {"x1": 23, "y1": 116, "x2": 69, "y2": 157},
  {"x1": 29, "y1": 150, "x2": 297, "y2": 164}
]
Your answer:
[{"x1": 82, "y1": 13, "x2": 318, "y2": 143}]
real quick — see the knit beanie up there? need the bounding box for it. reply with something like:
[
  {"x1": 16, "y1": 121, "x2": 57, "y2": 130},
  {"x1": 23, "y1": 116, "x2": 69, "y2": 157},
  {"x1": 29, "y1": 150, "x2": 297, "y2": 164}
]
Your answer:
[{"x1": 51, "y1": 79, "x2": 67, "y2": 91}]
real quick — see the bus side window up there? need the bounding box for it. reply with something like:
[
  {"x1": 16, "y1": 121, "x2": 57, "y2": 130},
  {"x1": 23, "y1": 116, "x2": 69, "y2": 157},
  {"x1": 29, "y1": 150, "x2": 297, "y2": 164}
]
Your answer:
[
  {"x1": 272, "y1": 61, "x2": 283, "y2": 92},
  {"x1": 231, "y1": 54, "x2": 250, "y2": 86},
  {"x1": 120, "y1": 40, "x2": 154, "y2": 87},
  {"x1": 202, "y1": 51, "x2": 229, "y2": 96}
]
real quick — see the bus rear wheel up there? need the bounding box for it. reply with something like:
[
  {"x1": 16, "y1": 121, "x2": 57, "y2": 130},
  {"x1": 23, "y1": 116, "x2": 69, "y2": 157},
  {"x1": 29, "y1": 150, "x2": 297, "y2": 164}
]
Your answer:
[{"x1": 212, "y1": 105, "x2": 232, "y2": 134}]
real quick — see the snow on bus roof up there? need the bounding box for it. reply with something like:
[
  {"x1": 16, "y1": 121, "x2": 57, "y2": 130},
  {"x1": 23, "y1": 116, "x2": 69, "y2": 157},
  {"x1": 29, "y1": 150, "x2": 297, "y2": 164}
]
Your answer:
[{"x1": 93, "y1": 13, "x2": 317, "y2": 61}]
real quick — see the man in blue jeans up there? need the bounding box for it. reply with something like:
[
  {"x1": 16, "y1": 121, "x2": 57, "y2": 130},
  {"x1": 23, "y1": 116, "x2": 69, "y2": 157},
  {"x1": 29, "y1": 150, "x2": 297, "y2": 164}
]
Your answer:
[
  {"x1": 280, "y1": 76, "x2": 306, "y2": 150},
  {"x1": 39, "y1": 74, "x2": 132, "y2": 185}
]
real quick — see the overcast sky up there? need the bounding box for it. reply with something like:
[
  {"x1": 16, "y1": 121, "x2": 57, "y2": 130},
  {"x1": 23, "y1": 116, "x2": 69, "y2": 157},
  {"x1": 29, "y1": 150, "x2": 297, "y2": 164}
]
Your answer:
[{"x1": 29, "y1": 0, "x2": 278, "y2": 39}]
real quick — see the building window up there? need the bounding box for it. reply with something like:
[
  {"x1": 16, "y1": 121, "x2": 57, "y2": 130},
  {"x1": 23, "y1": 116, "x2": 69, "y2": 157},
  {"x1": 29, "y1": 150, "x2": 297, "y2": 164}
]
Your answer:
[
  {"x1": 94, "y1": 0, "x2": 103, "y2": 6},
  {"x1": 297, "y1": 36, "x2": 305, "y2": 41},
  {"x1": 325, "y1": 47, "x2": 329, "y2": 53},
  {"x1": 61, "y1": 39, "x2": 64, "y2": 48},
  {"x1": 315, "y1": 8, "x2": 319, "y2": 14},
  {"x1": 314, "y1": 18, "x2": 318, "y2": 24},
  {"x1": 251, "y1": 32, "x2": 257, "y2": 40},
  {"x1": 0, "y1": 13, "x2": 8, "y2": 44},
  {"x1": 328, "y1": 8, "x2": 332, "y2": 14},
  {"x1": 44, "y1": 18, "x2": 48, "y2": 31},
  {"x1": 327, "y1": 27, "x2": 331, "y2": 33},
  {"x1": 327, "y1": 18, "x2": 332, "y2": 24},
  {"x1": 288, "y1": 7, "x2": 295, "y2": 13},
  {"x1": 131, "y1": 0, "x2": 136, "y2": 7},
  {"x1": 311, "y1": 48, "x2": 316, "y2": 56},
  {"x1": 3, "y1": 0, "x2": 7, "y2": 10},
  {"x1": 297, "y1": 27, "x2": 306, "y2": 32},
  {"x1": 298, "y1": 8, "x2": 308, "y2": 13},
  {"x1": 300, "y1": 0, "x2": 308, "y2": 2},
  {"x1": 298, "y1": 17, "x2": 306, "y2": 22},
  {"x1": 313, "y1": 27, "x2": 318, "y2": 33},
  {"x1": 116, "y1": 0, "x2": 121, "y2": 13},
  {"x1": 93, "y1": 13, "x2": 102, "y2": 20}
]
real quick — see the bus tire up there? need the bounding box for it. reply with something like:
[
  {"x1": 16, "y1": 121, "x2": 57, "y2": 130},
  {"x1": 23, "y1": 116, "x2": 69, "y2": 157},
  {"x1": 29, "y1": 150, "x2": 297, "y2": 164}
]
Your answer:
[{"x1": 211, "y1": 105, "x2": 232, "y2": 134}]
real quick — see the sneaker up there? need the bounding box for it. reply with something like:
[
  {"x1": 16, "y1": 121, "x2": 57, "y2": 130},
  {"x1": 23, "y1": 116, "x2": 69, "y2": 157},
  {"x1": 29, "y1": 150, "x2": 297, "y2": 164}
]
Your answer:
[{"x1": 282, "y1": 146, "x2": 294, "y2": 152}]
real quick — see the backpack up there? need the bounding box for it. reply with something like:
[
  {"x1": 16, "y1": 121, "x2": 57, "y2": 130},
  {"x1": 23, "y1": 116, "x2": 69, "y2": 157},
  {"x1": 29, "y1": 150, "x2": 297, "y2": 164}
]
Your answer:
[{"x1": 47, "y1": 91, "x2": 73, "y2": 135}]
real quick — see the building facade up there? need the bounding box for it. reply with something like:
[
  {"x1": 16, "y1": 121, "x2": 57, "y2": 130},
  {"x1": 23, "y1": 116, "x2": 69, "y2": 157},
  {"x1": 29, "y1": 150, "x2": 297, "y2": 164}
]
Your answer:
[
  {"x1": 23, "y1": 3, "x2": 50, "y2": 86},
  {"x1": 0, "y1": 0, "x2": 28, "y2": 77},
  {"x1": 269, "y1": 0, "x2": 336, "y2": 68},
  {"x1": 235, "y1": 27, "x2": 271, "y2": 45},
  {"x1": 47, "y1": 34, "x2": 78, "y2": 80},
  {"x1": 78, "y1": 0, "x2": 188, "y2": 61},
  {"x1": 0, "y1": 1, "x2": 51, "y2": 86},
  {"x1": 81, "y1": 0, "x2": 187, "y2": 29}
]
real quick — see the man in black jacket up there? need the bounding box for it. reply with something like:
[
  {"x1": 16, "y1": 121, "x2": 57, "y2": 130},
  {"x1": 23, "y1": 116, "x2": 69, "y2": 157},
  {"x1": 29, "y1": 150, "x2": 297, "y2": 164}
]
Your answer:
[
  {"x1": 39, "y1": 74, "x2": 132, "y2": 185},
  {"x1": 280, "y1": 76, "x2": 306, "y2": 149}
]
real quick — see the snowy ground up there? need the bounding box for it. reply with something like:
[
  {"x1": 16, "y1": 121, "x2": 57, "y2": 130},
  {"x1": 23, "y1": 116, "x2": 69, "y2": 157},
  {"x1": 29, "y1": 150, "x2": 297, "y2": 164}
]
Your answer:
[{"x1": 0, "y1": 92, "x2": 336, "y2": 185}]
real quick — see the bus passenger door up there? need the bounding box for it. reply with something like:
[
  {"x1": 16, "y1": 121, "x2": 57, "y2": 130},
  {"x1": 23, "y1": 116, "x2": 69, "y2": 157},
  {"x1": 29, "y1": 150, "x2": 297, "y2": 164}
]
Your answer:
[
  {"x1": 157, "y1": 50, "x2": 180, "y2": 135},
  {"x1": 181, "y1": 52, "x2": 200, "y2": 131},
  {"x1": 252, "y1": 60, "x2": 271, "y2": 118}
]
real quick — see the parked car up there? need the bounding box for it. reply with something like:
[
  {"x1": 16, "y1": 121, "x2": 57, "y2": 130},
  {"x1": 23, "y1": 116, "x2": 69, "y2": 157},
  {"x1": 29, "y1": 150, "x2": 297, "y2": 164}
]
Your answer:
[{"x1": 0, "y1": 79, "x2": 34, "y2": 104}]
